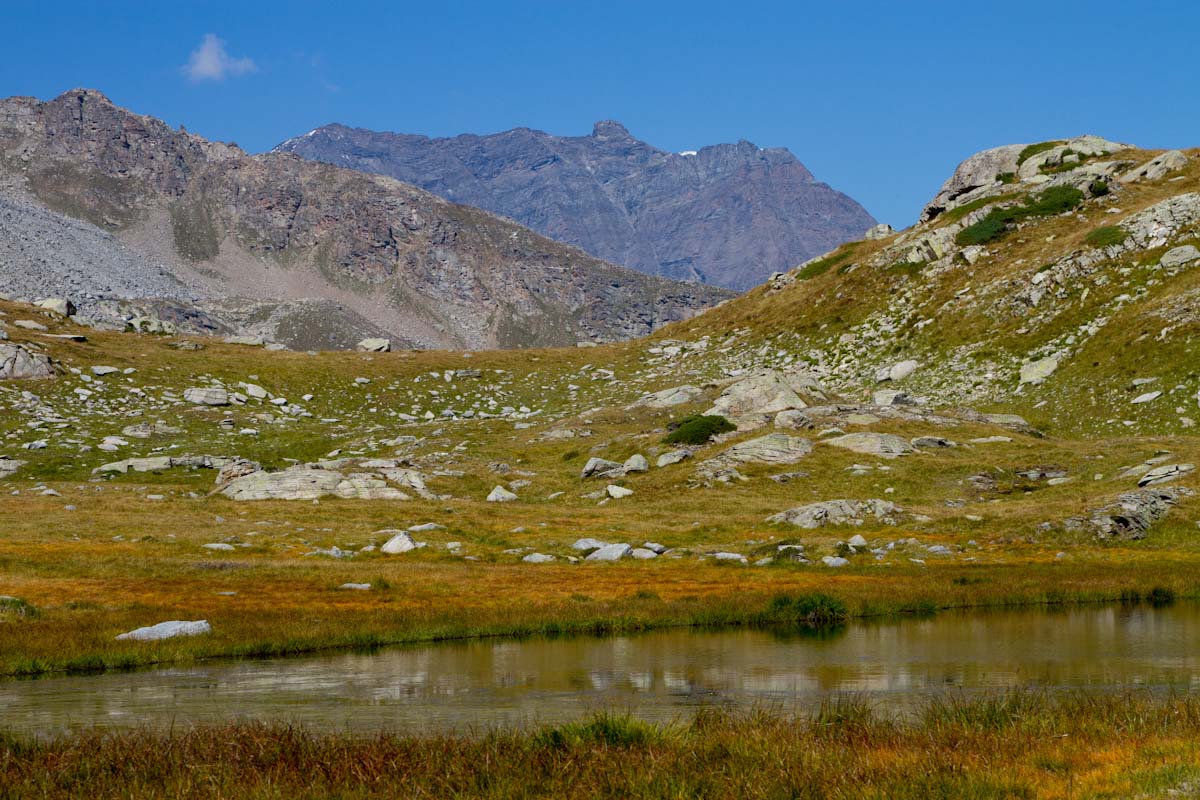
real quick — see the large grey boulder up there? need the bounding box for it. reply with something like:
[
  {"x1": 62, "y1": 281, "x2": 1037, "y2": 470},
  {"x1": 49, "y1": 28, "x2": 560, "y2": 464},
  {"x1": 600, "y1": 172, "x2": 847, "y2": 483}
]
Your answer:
[
  {"x1": 36, "y1": 297, "x2": 75, "y2": 316},
  {"x1": 1069, "y1": 487, "x2": 1191, "y2": 540},
  {"x1": 1121, "y1": 150, "x2": 1188, "y2": 183},
  {"x1": 486, "y1": 485, "x2": 518, "y2": 503},
  {"x1": 875, "y1": 360, "x2": 919, "y2": 382},
  {"x1": 356, "y1": 338, "x2": 391, "y2": 352},
  {"x1": 0, "y1": 344, "x2": 55, "y2": 380},
  {"x1": 1019, "y1": 357, "x2": 1059, "y2": 385},
  {"x1": 1160, "y1": 245, "x2": 1200, "y2": 268},
  {"x1": 695, "y1": 433, "x2": 813, "y2": 482},
  {"x1": 920, "y1": 143, "x2": 1025, "y2": 222},
  {"x1": 767, "y1": 499, "x2": 902, "y2": 529},
  {"x1": 571, "y1": 538, "x2": 609, "y2": 552},
  {"x1": 184, "y1": 387, "x2": 230, "y2": 406},
  {"x1": 824, "y1": 432, "x2": 914, "y2": 459},
  {"x1": 581, "y1": 457, "x2": 625, "y2": 480},
  {"x1": 116, "y1": 620, "x2": 211, "y2": 641},
  {"x1": 220, "y1": 468, "x2": 343, "y2": 501},
  {"x1": 628, "y1": 385, "x2": 703, "y2": 409},
  {"x1": 704, "y1": 370, "x2": 829, "y2": 420},
  {"x1": 586, "y1": 543, "x2": 632, "y2": 562},
  {"x1": 1137, "y1": 464, "x2": 1194, "y2": 487},
  {"x1": 623, "y1": 454, "x2": 649, "y2": 473},
  {"x1": 379, "y1": 530, "x2": 417, "y2": 554}
]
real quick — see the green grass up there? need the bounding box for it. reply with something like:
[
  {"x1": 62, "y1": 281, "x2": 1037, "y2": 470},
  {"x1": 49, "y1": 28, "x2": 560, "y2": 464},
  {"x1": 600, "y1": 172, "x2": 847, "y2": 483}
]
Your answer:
[
  {"x1": 796, "y1": 245, "x2": 856, "y2": 279},
  {"x1": 1017, "y1": 140, "x2": 1065, "y2": 165},
  {"x1": 956, "y1": 186, "x2": 1086, "y2": 246},
  {"x1": 3, "y1": 694, "x2": 1199, "y2": 798},
  {"x1": 663, "y1": 414, "x2": 736, "y2": 445},
  {"x1": 1085, "y1": 225, "x2": 1129, "y2": 248}
]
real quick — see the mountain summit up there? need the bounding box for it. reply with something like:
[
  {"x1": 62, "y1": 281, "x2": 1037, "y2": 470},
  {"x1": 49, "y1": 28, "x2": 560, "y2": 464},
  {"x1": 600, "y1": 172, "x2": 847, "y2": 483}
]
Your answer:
[{"x1": 274, "y1": 121, "x2": 876, "y2": 290}]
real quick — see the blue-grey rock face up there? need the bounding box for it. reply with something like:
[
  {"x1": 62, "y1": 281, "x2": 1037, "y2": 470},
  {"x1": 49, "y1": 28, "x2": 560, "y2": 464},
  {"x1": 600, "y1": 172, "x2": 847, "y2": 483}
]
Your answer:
[{"x1": 275, "y1": 121, "x2": 876, "y2": 290}]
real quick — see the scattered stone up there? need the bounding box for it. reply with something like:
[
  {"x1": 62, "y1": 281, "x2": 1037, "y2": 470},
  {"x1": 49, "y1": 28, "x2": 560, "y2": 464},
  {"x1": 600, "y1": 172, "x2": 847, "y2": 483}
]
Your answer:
[
  {"x1": 202, "y1": 543, "x2": 236, "y2": 551},
  {"x1": 822, "y1": 556, "x2": 850, "y2": 568},
  {"x1": 1161, "y1": 245, "x2": 1200, "y2": 268},
  {"x1": 1019, "y1": 357, "x2": 1059, "y2": 385},
  {"x1": 36, "y1": 298, "x2": 75, "y2": 316},
  {"x1": 581, "y1": 457, "x2": 625, "y2": 480},
  {"x1": 623, "y1": 454, "x2": 649, "y2": 473},
  {"x1": 487, "y1": 485, "x2": 518, "y2": 502},
  {"x1": 876, "y1": 360, "x2": 918, "y2": 382},
  {"x1": 1132, "y1": 391, "x2": 1162, "y2": 404},
  {"x1": 656, "y1": 450, "x2": 690, "y2": 468},
  {"x1": 912, "y1": 436, "x2": 956, "y2": 449},
  {"x1": 572, "y1": 538, "x2": 609, "y2": 552},
  {"x1": 713, "y1": 552, "x2": 747, "y2": 563},
  {"x1": 628, "y1": 385, "x2": 703, "y2": 408},
  {"x1": 606, "y1": 484, "x2": 634, "y2": 499},
  {"x1": 522, "y1": 553, "x2": 555, "y2": 563},
  {"x1": 339, "y1": 583, "x2": 372, "y2": 590},
  {"x1": 629, "y1": 548, "x2": 658, "y2": 559}
]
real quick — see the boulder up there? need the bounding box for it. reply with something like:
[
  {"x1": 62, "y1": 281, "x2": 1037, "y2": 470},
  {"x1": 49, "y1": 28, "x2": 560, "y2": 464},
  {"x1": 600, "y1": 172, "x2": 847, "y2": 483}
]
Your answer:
[
  {"x1": 713, "y1": 552, "x2": 747, "y2": 563},
  {"x1": 220, "y1": 468, "x2": 343, "y2": 501},
  {"x1": 628, "y1": 385, "x2": 703, "y2": 409},
  {"x1": 876, "y1": 360, "x2": 919, "y2": 382},
  {"x1": 606, "y1": 484, "x2": 634, "y2": 499},
  {"x1": 629, "y1": 548, "x2": 658, "y2": 560},
  {"x1": 774, "y1": 409, "x2": 813, "y2": 429},
  {"x1": 864, "y1": 223, "x2": 895, "y2": 240},
  {"x1": 1069, "y1": 487, "x2": 1191, "y2": 540},
  {"x1": 380, "y1": 531, "x2": 417, "y2": 554},
  {"x1": 1137, "y1": 464, "x2": 1194, "y2": 487},
  {"x1": 184, "y1": 387, "x2": 230, "y2": 406},
  {"x1": 522, "y1": 553, "x2": 555, "y2": 563},
  {"x1": 36, "y1": 297, "x2": 75, "y2": 316},
  {"x1": 91, "y1": 365, "x2": 119, "y2": 376},
  {"x1": 223, "y1": 335, "x2": 265, "y2": 347},
  {"x1": 920, "y1": 143, "x2": 1025, "y2": 222},
  {"x1": 695, "y1": 433, "x2": 813, "y2": 482},
  {"x1": 585, "y1": 543, "x2": 632, "y2": 562},
  {"x1": 487, "y1": 485, "x2": 518, "y2": 503},
  {"x1": 1161, "y1": 245, "x2": 1200, "y2": 268},
  {"x1": 127, "y1": 316, "x2": 177, "y2": 335},
  {"x1": 656, "y1": 450, "x2": 690, "y2": 468},
  {"x1": 334, "y1": 475, "x2": 410, "y2": 500},
  {"x1": 824, "y1": 432, "x2": 914, "y2": 459},
  {"x1": 356, "y1": 338, "x2": 391, "y2": 352},
  {"x1": 581, "y1": 457, "x2": 625, "y2": 479},
  {"x1": 1132, "y1": 391, "x2": 1162, "y2": 404},
  {"x1": 96, "y1": 456, "x2": 173, "y2": 474},
  {"x1": 1019, "y1": 357, "x2": 1059, "y2": 385},
  {"x1": 1121, "y1": 150, "x2": 1188, "y2": 183},
  {"x1": 116, "y1": 620, "x2": 211, "y2": 641},
  {"x1": 704, "y1": 369, "x2": 829, "y2": 420},
  {"x1": 572, "y1": 538, "x2": 609, "y2": 551},
  {"x1": 767, "y1": 499, "x2": 902, "y2": 529},
  {"x1": 623, "y1": 454, "x2": 649, "y2": 473},
  {"x1": 822, "y1": 556, "x2": 850, "y2": 568},
  {"x1": 0, "y1": 344, "x2": 55, "y2": 380}
]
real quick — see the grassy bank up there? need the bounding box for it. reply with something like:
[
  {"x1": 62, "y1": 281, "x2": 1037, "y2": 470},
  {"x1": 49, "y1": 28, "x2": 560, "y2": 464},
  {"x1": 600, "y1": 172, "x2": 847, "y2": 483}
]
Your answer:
[
  {"x1": 2, "y1": 556, "x2": 1197, "y2": 678},
  {"x1": 3, "y1": 694, "x2": 1198, "y2": 798}
]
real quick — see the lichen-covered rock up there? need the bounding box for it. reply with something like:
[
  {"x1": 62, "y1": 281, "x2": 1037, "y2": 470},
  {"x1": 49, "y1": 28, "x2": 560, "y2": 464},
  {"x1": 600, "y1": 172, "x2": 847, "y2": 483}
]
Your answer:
[
  {"x1": 695, "y1": 433, "x2": 813, "y2": 483},
  {"x1": 628, "y1": 385, "x2": 703, "y2": 409},
  {"x1": 767, "y1": 499, "x2": 902, "y2": 528},
  {"x1": 0, "y1": 344, "x2": 55, "y2": 380},
  {"x1": 824, "y1": 432, "x2": 914, "y2": 459},
  {"x1": 183, "y1": 387, "x2": 229, "y2": 406},
  {"x1": 1068, "y1": 487, "x2": 1192, "y2": 540},
  {"x1": 220, "y1": 468, "x2": 343, "y2": 501},
  {"x1": 704, "y1": 369, "x2": 829, "y2": 420}
]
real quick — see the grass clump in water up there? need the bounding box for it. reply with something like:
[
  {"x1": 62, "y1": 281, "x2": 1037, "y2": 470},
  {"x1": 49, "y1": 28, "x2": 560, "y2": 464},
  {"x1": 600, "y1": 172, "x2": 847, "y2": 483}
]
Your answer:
[
  {"x1": 762, "y1": 592, "x2": 849, "y2": 627},
  {"x1": 663, "y1": 414, "x2": 735, "y2": 446}
]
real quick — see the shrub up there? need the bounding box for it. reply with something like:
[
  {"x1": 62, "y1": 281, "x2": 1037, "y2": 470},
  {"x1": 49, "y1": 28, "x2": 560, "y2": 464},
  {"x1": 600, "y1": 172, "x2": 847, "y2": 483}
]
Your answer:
[
  {"x1": 534, "y1": 713, "x2": 663, "y2": 749},
  {"x1": 956, "y1": 211, "x2": 1010, "y2": 246},
  {"x1": 796, "y1": 245, "x2": 855, "y2": 280},
  {"x1": 1089, "y1": 178, "x2": 1110, "y2": 196},
  {"x1": 663, "y1": 414, "x2": 735, "y2": 446},
  {"x1": 1022, "y1": 185, "x2": 1084, "y2": 217},
  {"x1": 765, "y1": 592, "x2": 849, "y2": 626},
  {"x1": 1085, "y1": 225, "x2": 1128, "y2": 248},
  {"x1": 1017, "y1": 140, "x2": 1065, "y2": 165},
  {"x1": 1147, "y1": 586, "x2": 1176, "y2": 607}
]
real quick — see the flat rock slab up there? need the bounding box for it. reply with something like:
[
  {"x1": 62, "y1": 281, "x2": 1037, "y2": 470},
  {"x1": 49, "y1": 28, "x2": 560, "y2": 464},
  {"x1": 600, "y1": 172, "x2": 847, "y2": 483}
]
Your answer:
[
  {"x1": 116, "y1": 620, "x2": 211, "y2": 641},
  {"x1": 0, "y1": 343, "x2": 55, "y2": 380},
  {"x1": 824, "y1": 432, "x2": 914, "y2": 458},
  {"x1": 586, "y1": 543, "x2": 632, "y2": 562},
  {"x1": 768, "y1": 499, "x2": 902, "y2": 529}
]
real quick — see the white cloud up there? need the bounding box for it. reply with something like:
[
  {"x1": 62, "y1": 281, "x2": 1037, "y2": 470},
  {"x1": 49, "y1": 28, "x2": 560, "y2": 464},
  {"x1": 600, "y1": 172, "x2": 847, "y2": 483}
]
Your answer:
[{"x1": 184, "y1": 34, "x2": 256, "y2": 82}]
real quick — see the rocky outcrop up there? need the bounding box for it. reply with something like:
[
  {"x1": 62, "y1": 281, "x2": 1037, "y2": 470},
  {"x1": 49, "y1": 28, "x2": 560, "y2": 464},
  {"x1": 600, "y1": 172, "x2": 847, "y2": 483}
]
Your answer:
[
  {"x1": 1067, "y1": 487, "x2": 1192, "y2": 541},
  {"x1": 704, "y1": 370, "x2": 830, "y2": 423},
  {"x1": 0, "y1": 90, "x2": 731, "y2": 350},
  {"x1": 695, "y1": 433, "x2": 812, "y2": 483},
  {"x1": 0, "y1": 343, "x2": 55, "y2": 380},
  {"x1": 274, "y1": 120, "x2": 876, "y2": 290},
  {"x1": 767, "y1": 499, "x2": 902, "y2": 528}
]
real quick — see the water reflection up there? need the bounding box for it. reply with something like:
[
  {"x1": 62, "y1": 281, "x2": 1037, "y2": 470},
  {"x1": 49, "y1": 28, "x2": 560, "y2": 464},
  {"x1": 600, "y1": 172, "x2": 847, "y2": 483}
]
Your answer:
[{"x1": 2, "y1": 604, "x2": 1198, "y2": 737}]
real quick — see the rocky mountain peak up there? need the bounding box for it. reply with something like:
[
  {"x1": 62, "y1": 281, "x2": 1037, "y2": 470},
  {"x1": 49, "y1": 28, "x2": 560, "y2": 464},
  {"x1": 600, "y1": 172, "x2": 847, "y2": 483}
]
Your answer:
[
  {"x1": 276, "y1": 121, "x2": 874, "y2": 290},
  {"x1": 591, "y1": 119, "x2": 632, "y2": 139}
]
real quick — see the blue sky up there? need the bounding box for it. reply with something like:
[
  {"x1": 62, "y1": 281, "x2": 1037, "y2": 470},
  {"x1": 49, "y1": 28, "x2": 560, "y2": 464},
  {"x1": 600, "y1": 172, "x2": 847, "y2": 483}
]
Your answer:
[{"x1": 3, "y1": 0, "x2": 1198, "y2": 226}]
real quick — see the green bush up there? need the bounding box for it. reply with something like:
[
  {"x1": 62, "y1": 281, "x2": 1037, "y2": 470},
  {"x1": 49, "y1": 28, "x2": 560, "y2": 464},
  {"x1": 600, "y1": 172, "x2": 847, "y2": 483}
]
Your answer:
[
  {"x1": 765, "y1": 592, "x2": 849, "y2": 626},
  {"x1": 1084, "y1": 225, "x2": 1128, "y2": 248},
  {"x1": 890, "y1": 260, "x2": 927, "y2": 277},
  {"x1": 796, "y1": 245, "x2": 855, "y2": 280},
  {"x1": 1017, "y1": 140, "x2": 1064, "y2": 165},
  {"x1": 663, "y1": 414, "x2": 735, "y2": 446},
  {"x1": 1089, "y1": 178, "x2": 1110, "y2": 196},
  {"x1": 954, "y1": 186, "x2": 1085, "y2": 247},
  {"x1": 956, "y1": 211, "x2": 1010, "y2": 245}
]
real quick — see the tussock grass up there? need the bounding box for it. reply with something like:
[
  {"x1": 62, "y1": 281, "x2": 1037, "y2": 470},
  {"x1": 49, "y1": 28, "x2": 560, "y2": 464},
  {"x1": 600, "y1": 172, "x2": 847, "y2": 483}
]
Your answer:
[{"x1": 2, "y1": 694, "x2": 1199, "y2": 798}]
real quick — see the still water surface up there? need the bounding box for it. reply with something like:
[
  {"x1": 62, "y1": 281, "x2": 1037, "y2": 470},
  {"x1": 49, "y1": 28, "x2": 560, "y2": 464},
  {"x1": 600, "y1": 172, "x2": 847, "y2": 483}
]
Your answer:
[{"x1": 3, "y1": 603, "x2": 1199, "y2": 736}]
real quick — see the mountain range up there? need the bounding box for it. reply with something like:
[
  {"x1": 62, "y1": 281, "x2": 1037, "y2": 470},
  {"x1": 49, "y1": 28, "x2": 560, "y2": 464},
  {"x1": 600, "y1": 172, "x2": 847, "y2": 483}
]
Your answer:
[
  {"x1": 274, "y1": 120, "x2": 876, "y2": 290},
  {"x1": 0, "y1": 89, "x2": 731, "y2": 350}
]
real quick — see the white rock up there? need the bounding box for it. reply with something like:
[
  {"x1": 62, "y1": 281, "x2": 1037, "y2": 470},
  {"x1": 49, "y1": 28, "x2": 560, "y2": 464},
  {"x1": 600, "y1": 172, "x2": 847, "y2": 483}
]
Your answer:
[
  {"x1": 356, "y1": 338, "x2": 391, "y2": 352},
  {"x1": 522, "y1": 553, "x2": 555, "y2": 563},
  {"x1": 585, "y1": 543, "x2": 632, "y2": 561},
  {"x1": 116, "y1": 620, "x2": 211, "y2": 641},
  {"x1": 183, "y1": 387, "x2": 230, "y2": 406},
  {"x1": 606, "y1": 484, "x2": 634, "y2": 499},
  {"x1": 487, "y1": 485, "x2": 518, "y2": 502},
  {"x1": 339, "y1": 583, "x2": 372, "y2": 590},
  {"x1": 202, "y1": 543, "x2": 235, "y2": 551},
  {"x1": 822, "y1": 556, "x2": 850, "y2": 568},
  {"x1": 380, "y1": 531, "x2": 417, "y2": 554},
  {"x1": 572, "y1": 538, "x2": 609, "y2": 551},
  {"x1": 1132, "y1": 391, "x2": 1162, "y2": 404},
  {"x1": 630, "y1": 548, "x2": 658, "y2": 559},
  {"x1": 1019, "y1": 357, "x2": 1059, "y2": 385},
  {"x1": 623, "y1": 454, "x2": 649, "y2": 473}
]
